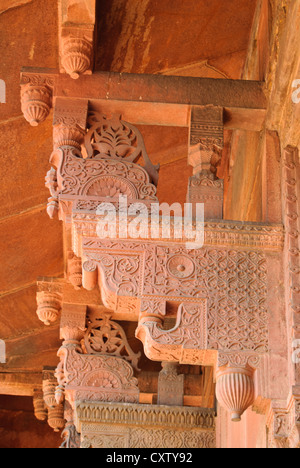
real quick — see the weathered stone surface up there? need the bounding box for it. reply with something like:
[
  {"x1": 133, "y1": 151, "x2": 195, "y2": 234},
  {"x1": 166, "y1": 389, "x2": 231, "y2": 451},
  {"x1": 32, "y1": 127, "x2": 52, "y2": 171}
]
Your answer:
[
  {"x1": 0, "y1": 209, "x2": 63, "y2": 294},
  {"x1": 0, "y1": 0, "x2": 58, "y2": 120},
  {"x1": 95, "y1": 0, "x2": 257, "y2": 79},
  {"x1": 0, "y1": 395, "x2": 61, "y2": 449},
  {"x1": 0, "y1": 0, "x2": 33, "y2": 16},
  {"x1": 0, "y1": 116, "x2": 53, "y2": 218}
]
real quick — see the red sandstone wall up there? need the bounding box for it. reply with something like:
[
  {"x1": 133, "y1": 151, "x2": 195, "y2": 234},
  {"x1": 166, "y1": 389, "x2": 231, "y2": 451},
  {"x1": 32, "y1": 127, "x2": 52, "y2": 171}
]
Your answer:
[{"x1": 0, "y1": 396, "x2": 61, "y2": 449}]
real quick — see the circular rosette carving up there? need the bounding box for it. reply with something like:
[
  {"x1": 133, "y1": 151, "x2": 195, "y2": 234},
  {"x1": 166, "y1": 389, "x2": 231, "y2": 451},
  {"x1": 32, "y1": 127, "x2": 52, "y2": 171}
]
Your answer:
[
  {"x1": 82, "y1": 370, "x2": 120, "y2": 389},
  {"x1": 167, "y1": 255, "x2": 196, "y2": 279},
  {"x1": 85, "y1": 175, "x2": 137, "y2": 199}
]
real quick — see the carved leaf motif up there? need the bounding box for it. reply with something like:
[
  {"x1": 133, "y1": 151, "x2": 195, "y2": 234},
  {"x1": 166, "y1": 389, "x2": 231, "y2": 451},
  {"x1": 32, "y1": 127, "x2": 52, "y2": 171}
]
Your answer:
[
  {"x1": 84, "y1": 314, "x2": 141, "y2": 371},
  {"x1": 84, "y1": 113, "x2": 160, "y2": 185}
]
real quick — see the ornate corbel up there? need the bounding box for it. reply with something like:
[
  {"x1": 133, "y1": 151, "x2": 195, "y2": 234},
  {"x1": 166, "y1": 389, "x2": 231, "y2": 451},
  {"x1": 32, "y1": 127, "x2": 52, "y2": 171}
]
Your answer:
[
  {"x1": 42, "y1": 368, "x2": 65, "y2": 433},
  {"x1": 216, "y1": 353, "x2": 259, "y2": 423},
  {"x1": 20, "y1": 72, "x2": 54, "y2": 126},
  {"x1": 67, "y1": 252, "x2": 82, "y2": 290},
  {"x1": 187, "y1": 106, "x2": 224, "y2": 220},
  {"x1": 36, "y1": 281, "x2": 63, "y2": 326},
  {"x1": 136, "y1": 301, "x2": 217, "y2": 367},
  {"x1": 33, "y1": 388, "x2": 47, "y2": 422},
  {"x1": 52, "y1": 98, "x2": 88, "y2": 150},
  {"x1": 60, "y1": 33, "x2": 94, "y2": 79},
  {"x1": 60, "y1": 402, "x2": 80, "y2": 449},
  {"x1": 58, "y1": 1, "x2": 96, "y2": 79}
]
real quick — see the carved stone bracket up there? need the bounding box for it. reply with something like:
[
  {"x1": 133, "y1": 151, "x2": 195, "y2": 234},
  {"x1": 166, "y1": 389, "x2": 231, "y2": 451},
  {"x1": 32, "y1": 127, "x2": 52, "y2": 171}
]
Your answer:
[
  {"x1": 20, "y1": 72, "x2": 54, "y2": 126},
  {"x1": 42, "y1": 368, "x2": 65, "y2": 433},
  {"x1": 216, "y1": 353, "x2": 259, "y2": 422},
  {"x1": 46, "y1": 113, "x2": 159, "y2": 222},
  {"x1": 59, "y1": 1, "x2": 96, "y2": 79},
  {"x1": 187, "y1": 106, "x2": 224, "y2": 220},
  {"x1": 266, "y1": 387, "x2": 300, "y2": 448},
  {"x1": 36, "y1": 279, "x2": 63, "y2": 326},
  {"x1": 55, "y1": 304, "x2": 140, "y2": 410},
  {"x1": 53, "y1": 98, "x2": 88, "y2": 150}
]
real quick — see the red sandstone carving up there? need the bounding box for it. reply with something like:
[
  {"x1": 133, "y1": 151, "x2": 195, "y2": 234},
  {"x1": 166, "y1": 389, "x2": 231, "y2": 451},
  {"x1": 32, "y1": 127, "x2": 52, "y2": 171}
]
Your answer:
[
  {"x1": 216, "y1": 365, "x2": 255, "y2": 422},
  {"x1": 33, "y1": 389, "x2": 47, "y2": 422},
  {"x1": 157, "y1": 363, "x2": 184, "y2": 406},
  {"x1": 84, "y1": 113, "x2": 160, "y2": 185},
  {"x1": 67, "y1": 252, "x2": 82, "y2": 290},
  {"x1": 36, "y1": 290, "x2": 62, "y2": 326},
  {"x1": 187, "y1": 106, "x2": 224, "y2": 220},
  {"x1": 47, "y1": 404, "x2": 65, "y2": 433},
  {"x1": 53, "y1": 97, "x2": 88, "y2": 150},
  {"x1": 20, "y1": 74, "x2": 54, "y2": 126},
  {"x1": 60, "y1": 35, "x2": 93, "y2": 79},
  {"x1": 136, "y1": 302, "x2": 214, "y2": 366},
  {"x1": 83, "y1": 312, "x2": 141, "y2": 371},
  {"x1": 55, "y1": 304, "x2": 139, "y2": 409}
]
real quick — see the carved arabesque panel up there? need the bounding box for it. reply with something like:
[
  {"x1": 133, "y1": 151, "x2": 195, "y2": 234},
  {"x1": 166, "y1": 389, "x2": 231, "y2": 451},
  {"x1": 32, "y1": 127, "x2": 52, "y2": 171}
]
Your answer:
[
  {"x1": 84, "y1": 113, "x2": 160, "y2": 185},
  {"x1": 83, "y1": 312, "x2": 141, "y2": 371},
  {"x1": 84, "y1": 239, "x2": 268, "y2": 355}
]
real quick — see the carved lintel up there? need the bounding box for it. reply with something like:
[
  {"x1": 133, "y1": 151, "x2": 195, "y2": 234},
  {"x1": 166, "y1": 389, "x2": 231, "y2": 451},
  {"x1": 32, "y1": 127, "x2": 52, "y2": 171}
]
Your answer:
[
  {"x1": 75, "y1": 402, "x2": 216, "y2": 449},
  {"x1": 20, "y1": 73, "x2": 54, "y2": 126}
]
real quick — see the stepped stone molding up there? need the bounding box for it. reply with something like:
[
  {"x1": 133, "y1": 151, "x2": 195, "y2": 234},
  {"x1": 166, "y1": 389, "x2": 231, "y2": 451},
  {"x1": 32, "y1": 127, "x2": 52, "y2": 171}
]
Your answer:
[
  {"x1": 73, "y1": 216, "x2": 284, "y2": 256},
  {"x1": 75, "y1": 402, "x2": 216, "y2": 449}
]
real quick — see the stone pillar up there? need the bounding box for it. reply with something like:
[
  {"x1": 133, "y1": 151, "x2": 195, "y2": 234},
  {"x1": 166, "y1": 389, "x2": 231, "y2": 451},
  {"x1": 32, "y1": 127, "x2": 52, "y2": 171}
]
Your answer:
[{"x1": 187, "y1": 106, "x2": 224, "y2": 220}]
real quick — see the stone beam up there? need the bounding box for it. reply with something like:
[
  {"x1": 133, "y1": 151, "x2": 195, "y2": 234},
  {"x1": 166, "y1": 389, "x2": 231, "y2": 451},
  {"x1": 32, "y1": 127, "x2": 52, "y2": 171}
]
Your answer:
[{"x1": 20, "y1": 68, "x2": 267, "y2": 130}]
